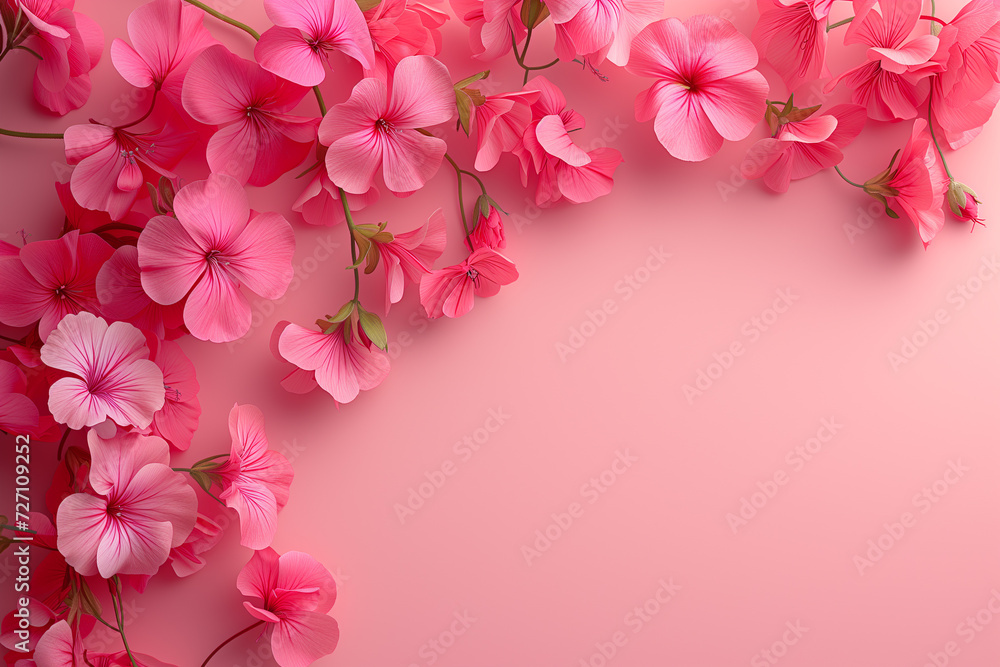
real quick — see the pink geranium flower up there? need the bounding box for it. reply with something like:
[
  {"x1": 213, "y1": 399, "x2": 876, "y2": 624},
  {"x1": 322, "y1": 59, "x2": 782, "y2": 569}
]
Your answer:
[
  {"x1": 319, "y1": 55, "x2": 455, "y2": 195},
  {"x1": 419, "y1": 247, "x2": 518, "y2": 318},
  {"x1": 96, "y1": 245, "x2": 185, "y2": 340},
  {"x1": 215, "y1": 403, "x2": 294, "y2": 550},
  {"x1": 40, "y1": 312, "x2": 165, "y2": 430},
  {"x1": 57, "y1": 430, "x2": 197, "y2": 578},
  {"x1": 363, "y1": 0, "x2": 446, "y2": 79},
  {"x1": 546, "y1": 0, "x2": 662, "y2": 66},
  {"x1": 0, "y1": 231, "x2": 112, "y2": 341},
  {"x1": 469, "y1": 201, "x2": 506, "y2": 250},
  {"x1": 0, "y1": 359, "x2": 39, "y2": 436},
  {"x1": 293, "y1": 168, "x2": 380, "y2": 227},
  {"x1": 450, "y1": 0, "x2": 525, "y2": 61},
  {"x1": 148, "y1": 338, "x2": 200, "y2": 451},
  {"x1": 169, "y1": 513, "x2": 223, "y2": 578},
  {"x1": 473, "y1": 89, "x2": 539, "y2": 172},
  {"x1": 626, "y1": 15, "x2": 769, "y2": 161},
  {"x1": 742, "y1": 103, "x2": 867, "y2": 192},
  {"x1": 255, "y1": 0, "x2": 375, "y2": 86},
  {"x1": 277, "y1": 320, "x2": 390, "y2": 404},
  {"x1": 64, "y1": 119, "x2": 196, "y2": 221},
  {"x1": 753, "y1": 0, "x2": 832, "y2": 90},
  {"x1": 825, "y1": 0, "x2": 939, "y2": 121},
  {"x1": 182, "y1": 45, "x2": 320, "y2": 186},
  {"x1": 32, "y1": 619, "x2": 177, "y2": 667},
  {"x1": 138, "y1": 174, "x2": 296, "y2": 343},
  {"x1": 371, "y1": 208, "x2": 447, "y2": 311},
  {"x1": 238, "y1": 548, "x2": 339, "y2": 667},
  {"x1": 110, "y1": 0, "x2": 218, "y2": 108},
  {"x1": 862, "y1": 119, "x2": 949, "y2": 246}
]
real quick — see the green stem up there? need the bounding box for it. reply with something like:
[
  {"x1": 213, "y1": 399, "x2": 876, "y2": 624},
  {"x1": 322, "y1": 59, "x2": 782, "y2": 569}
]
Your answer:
[
  {"x1": 182, "y1": 0, "x2": 260, "y2": 40},
  {"x1": 340, "y1": 189, "x2": 361, "y2": 301},
  {"x1": 0, "y1": 128, "x2": 63, "y2": 139},
  {"x1": 443, "y1": 154, "x2": 473, "y2": 249},
  {"x1": 199, "y1": 621, "x2": 265, "y2": 667},
  {"x1": 119, "y1": 89, "x2": 159, "y2": 130},
  {"x1": 1, "y1": 524, "x2": 36, "y2": 534},
  {"x1": 109, "y1": 578, "x2": 139, "y2": 667},
  {"x1": 927, "y1": 89, "x2": 954, "y2": 179},
  {"x1": 827, "y1": 16, "x2": 854, "y2": 32},
  {"x1": 313, "y1": 86, "x2": 327, "y2": 116},
  {"x1": 834, "y1": 166, "x2": 864, "y2": 189},
  {"x1": 512, "y1": 28, "x2": 558, "y2": 85}
]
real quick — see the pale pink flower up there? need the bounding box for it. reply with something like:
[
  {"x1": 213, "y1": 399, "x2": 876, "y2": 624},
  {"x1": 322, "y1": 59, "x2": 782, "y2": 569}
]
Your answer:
[
  {"x1": 110, "y1": 0, "x2": 218, "y2": 108},
  {"x1": 825, "y1": 0, "x2": 939, "y2": 121},
  {"x1": 39, "y1": 312, "x2": 164, "y2": 430},
  {"x1": 182, "y1": 45, "x2": 320, "y2": 186},
  {"x1": 753, "y1": 0, "x2": 832, "y2": 90},
  {"x1": 95, "y1": 245, "x2": 185, "y2": 340},
  {"x1": 277, "y1": 320, "x2": 390, "y2": 404},
  {"x1": 319, "y1": 55, "x2": 455, "y2": 195},
  {"x1": 626, "y1": 15, "x2": 769, "y2": 161},
  {"x1": 419, "y1": 247, "x2": 518, "y2": 318},
  {"x1": 742, "y1": 104, "x2": 867, "y2": 192},
  {"x1": 0, "y1": 359, "x2": 39, "y2": 436},
  {"x1": 255, "y1": 0, "x2": 375, "y2": 86},
  {"x1": 148, "y1": 338, "x2": 200, "y2": 451},
  {"x1": 57, "y1": 430, "x2": 196, "y2": 578},
  {"x1": 450, "y1": 0, "x2": 525, "y2": 61},
  {"x1": 0, "y1": 231, "x2": 112, "y2": 341},
  {"x1": 238, "y1": 548, "x2": 339, "y2": 667},
  {"x1": 215, "y1": 403, "x2": 294, "y2": 550},
  {"x1": 63, "y1": 119, "x2": 196, "y2": 221},
  {"x1": 372, "y1": 208, "x2": 447, "y2": 311},
  {"x1": 137, "y1": 174, "x2": 296, "y2": 343},
  {"x1": 473, "y1": 89, "x2": 539, "y2": 172},
  {"x1": 546, "y1": 0, "x2": 662, "y2": 66},
  {"x1": 293, "y1": 168, "x2": 380, "y2": 227}
]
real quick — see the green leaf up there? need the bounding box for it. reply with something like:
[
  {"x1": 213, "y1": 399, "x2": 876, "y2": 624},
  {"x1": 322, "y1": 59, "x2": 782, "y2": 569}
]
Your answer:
[
  {"x1": 358, "y1": 308, "x2": 388, "y2": 351},
  {"x1": 328, "y1": 300, "x2": 357, "y2": 326},
  {"x1": 456, "y1": 91, "x2": 474, "y2": 136},
  {"x1": 455, "y1": 70, "x2": 490, "y2": 89}
]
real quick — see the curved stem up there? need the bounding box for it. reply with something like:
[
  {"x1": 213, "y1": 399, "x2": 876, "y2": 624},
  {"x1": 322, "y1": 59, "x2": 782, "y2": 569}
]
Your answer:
[
  {"x1": 0, "y1": 128, "x2": 63, "y2": 139},
  {"x1": 313, "y1": 86, "x2": 327, "y2": 116},
  {"x1": 200, "y1": 621, "x2": 265, "y2": 667},
  {"x1": 827, "y1": 16, "x2": 854, "y2": 32},
  {"x1": 118, "y1": 89, "x2": 159, "y2": 130},
  {"x1": 834, "y1": 166, "x2": 865, "y2": 189},
  {"x1": 443, "y1": 154, "x2": 473, "y2": 249},
  {"x1": 340, "y1": 189, "x2": 361, "y2": 301},
  {"x1": 56, "y1": 428, "x2": 71, "y2": 460},
  {"x1": 920, "y1": 14, "x2": 946, "y2": 26},
  {"x1": 927, "y1": 89, "x2": 954, "y2": 179},
  {"x1": 512, "y1": 27, "x2": 558, "y2": 84},
  {"x1": 182, "y1": 0, "x2": 260, "y2": 40},
  {"x1": 109, "y1": 578, "x2": 139, "y2": 667}
]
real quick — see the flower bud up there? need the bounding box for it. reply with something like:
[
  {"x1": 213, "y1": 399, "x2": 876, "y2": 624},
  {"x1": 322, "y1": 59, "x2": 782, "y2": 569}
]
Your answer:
[{"x1": 947, "y1": 180, "x2": 984, "y2": 224}]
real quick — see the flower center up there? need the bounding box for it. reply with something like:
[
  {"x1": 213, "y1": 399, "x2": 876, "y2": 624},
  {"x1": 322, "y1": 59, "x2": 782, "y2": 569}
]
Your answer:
[
  {"x1": 374, "y1": 118, "x2": 395, "y2": 134},
  {"x1": 466, "y1": 268, "x2": 479, "y2": 281},
  {"x1": 54, "y1": 284, "x2": 68, "y2": 299}
]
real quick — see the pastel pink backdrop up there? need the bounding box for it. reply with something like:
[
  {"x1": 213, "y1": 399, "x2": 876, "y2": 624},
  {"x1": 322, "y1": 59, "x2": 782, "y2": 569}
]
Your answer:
[{"x1": 2, "y1": 0, "x2": 1000, "y2": 666}]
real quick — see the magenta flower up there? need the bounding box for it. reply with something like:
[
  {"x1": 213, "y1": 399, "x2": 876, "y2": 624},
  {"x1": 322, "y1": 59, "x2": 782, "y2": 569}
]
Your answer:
[
  {"x1": 319, "y1": 55, "x2": 455, "y2": 195},
  {"x1": 96, "y1": 245, "x2": 185, "y2": 340},
  {"x1": 742, "y1": 104, "x2": 867, "y2": 193},
  {"x1": 64, "y1": 120, "x2": 195, "y2": 222},
  {"x1": 753, "y1": 0, "x2": 832, "y2": 91},
  {"x1": 825, "y1": 0, "x2": 939, "y2": 121},
  {"x1": 373, "y1": 207, "x2": 447, "y2": 311},
  {"x1": 293, "y1": 168, "x2": 380, "y2": 227},
  {"x1": 546, "y1": 0, "x2": 661, "y2": 66},
  {"x1": 473, "y1": 89, "x2": 539, "y2": 172},
  {"x1": 138, "y1": 174, "x2": 296, "y2": 343},
  {"x1": 626, "y1": 15, "x2": 769, "y2": 161},
  {"x1": 277, "y1": 320, "x2": 390, "y2": 404},
  {"x1": 57, "y1": 430, "x2": 197, "y2": 578},
  {"x1": 39, "y1": 312, "x2": 165, "y2": 431},
  {"x1": 0, "y1": 230, "x2": 112, "y2": 341},
  {"x1": 254, "y1": 0, "x2": 375, "y2": 86},
  {"x1": 238, "y1": 547, "x2": 339, "y2": 667},
  {"x1": 469, "y1": 201, "x2": 505, "y2": 250},
  {"x1": 215, "y1": 403, "x2": 294, "y2": 550},
  {"x1": 110, "y1": 0, "x2": 218, "y2": 109},
  {"x1": 182, "y1": 45, "x2": 320, "y2": 186},
  {"x1": 148, "y1": 338, "x2": 200, "y2": 451},
  {"x1": 419, "y1": 247, "x2": 518, "y2": 318}
]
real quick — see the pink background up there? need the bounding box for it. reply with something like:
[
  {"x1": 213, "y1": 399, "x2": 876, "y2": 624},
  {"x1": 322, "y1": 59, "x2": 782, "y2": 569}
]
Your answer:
[{"x1": 3, "y1": 0, "x2": 1000, "y2": 666}]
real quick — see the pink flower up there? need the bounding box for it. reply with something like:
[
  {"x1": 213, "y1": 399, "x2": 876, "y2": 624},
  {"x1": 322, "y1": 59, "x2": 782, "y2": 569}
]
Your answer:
[
  {"x1": 364, "y1": 0, "x2": 446, "y2": 79},
  {"x1": 215, "y1": 403, "x2": 294, "y2": 550},
  {"x1": 0, "y1": 231, "x2": 112, "y2": 341},
  {"x1": 14, "y1": 0, "x2": 103, "y2": 115},
  {"x1": 319, "y1": 55, "x2": 455, "y2": 195},
  {"x1": 277, "y1": 320, "x2": 390, "y2": 404},
  {"x1": 742, "y1": 103, "x2": 867, "y2": 193},
  {"x1": 626, "y1": 15, "x2": 769, "y2": 161},
  {"x1": 148, "y1": 338, "x2": 200, "y2": 451},
  {"x1": 469, "y1": 200, "x2": 505, "y2": 250},
  {"x1": 182, "y1": 45, "x2": 320, "y2": 186},
  {"x1": 293, "y1": 168, "x2": 380, "y2": 227},
  {"x1": 96, "y1": 245, "x2": 185, "y2": 340},
  {"x1": 752, "y1": 0, "x2": 832, "y2": 90},
  {"x1": 63, "y1": 119, "x2": 196, "y2": 221},
  {"x1": 138, "y1": 174, "x2": 296, "y2": 343},
  {"x1": 254, "y1": 0, "x2": 375, "y2": 86},
  {"x1": 39, "y1": 312, "x2": 164, "y2": 430},
  {"x1": 57, "y1": 430, "x2": 197, "y2": 578},
  {"x1": 110, "y1": 0, "x2": 218, "y2": 108},
  {"x1": 31, "y1": 619, "x2": 177, "y2": 667},
  {"x1": 450, "y1": 0, "x2": 525, "y2": 61},
  {"x1": 372, "y1": 208, "x2": 447, "y2": 311},
  {"x1": 546, "y1": 0, "x2": 662, "y2": 66},
  {"x1": 0, "y1": 358, "x2": 38, "y2": 436},
  {"x1": 947, "y1": 180, "x2": 985, "y2": 226},
  {"x1": 169, "y1": 514, "x2": 223, "y2": 578},
  {"x1": 825, "y1": 0, "x2": 939, "y2": 121},
  {"x1": 473, "y1": 89, "x2": 539, "y2": 172},
  {"x1": 419, "y1": 247, "x2": 518, "y2": 318},
  {"x1": 862, "y1": 119, "x2": 949, "y2": 246},
  {"x1": 55, "y1": 179, "x2": 147, "y2": 236},
  {"x1": 238, "y1": 548, "x2": 339, "y2": 667}
]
